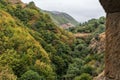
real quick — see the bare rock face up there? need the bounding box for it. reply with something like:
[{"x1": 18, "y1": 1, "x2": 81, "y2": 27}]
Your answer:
[
  {"x1": 99, "y1": 0, "x2": 120, "y2": 80},
  {"x1": 105, "y1": 12, "x2": 120, "y2": 80},
  {"x1": 89, "y1": 32, "x2": 105, "y2": 54},
  {"x1": 99, "y1": 0, "x2": 120, "y2": 13}
]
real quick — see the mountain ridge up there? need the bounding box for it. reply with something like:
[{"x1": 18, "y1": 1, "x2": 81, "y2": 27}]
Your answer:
[{"x1": 45, "y1": 10, "x2": 78, "y2": 29}]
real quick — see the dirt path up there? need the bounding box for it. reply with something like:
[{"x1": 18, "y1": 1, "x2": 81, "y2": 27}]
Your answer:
[{"x1": 74, "y1": 33, "x2": 91, "y2": 38}]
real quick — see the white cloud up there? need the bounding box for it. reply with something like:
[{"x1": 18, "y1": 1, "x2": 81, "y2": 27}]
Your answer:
[{"x1": 21, "y1": 0, "x2": 105, "y2": 22}]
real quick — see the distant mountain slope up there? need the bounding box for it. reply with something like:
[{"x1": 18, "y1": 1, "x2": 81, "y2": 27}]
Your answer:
[
  {"x1": 69, "y1": 17, "x2": 105, "y2": 34},
  {"x1": 45, "y1": 11, "x2": 78, "y2": 28}
]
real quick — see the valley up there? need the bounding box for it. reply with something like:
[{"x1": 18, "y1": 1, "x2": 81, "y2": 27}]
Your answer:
[{"x1": 0, "y1": 0, "x2": 105, "y2": 80}]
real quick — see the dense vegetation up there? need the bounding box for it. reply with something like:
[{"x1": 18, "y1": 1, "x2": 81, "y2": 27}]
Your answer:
[
  {"x1": 0, "y1": 0, "x2": 105, "y2": 80},
  {"x1": 66, "y1": 17, "x2": 106, "y2": 80},
  {"x1": 69, "y1": 17, "x2": 105, "y2": 36}
]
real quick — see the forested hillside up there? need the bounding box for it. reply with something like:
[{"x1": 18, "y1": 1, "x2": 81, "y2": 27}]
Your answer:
[
  {"x1": 66, "y1": 17, "x2": 106, "y2": 80},
  {"x1": 0, "y1": 0, "x2": 105, "y2": 80},
  {"x1": 0, "y1": 0, "x2": 74, "y2": 79},
  {"x1": 69, "y1": 17, "x2": 105, "y2": 35}
]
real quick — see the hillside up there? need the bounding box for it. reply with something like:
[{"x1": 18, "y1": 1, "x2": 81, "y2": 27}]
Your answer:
[
  {"x1": 0, "y1": 0, "x2": 105, "y2": 80},
  {"x1": 69, "y1": 17, "x2": 105, "y2": 40},
  {"x1": 89, "y1": 32, "x2": 105, "y2": 54},
  {"x1": 45, "y1": 11, "x2": 78, "y2": 29},
  {"x1": 0, "y1": 0, "x2": 75, "y2": 79},
  {"x1": 66, "y1": 17, "x2": 106, "y2": 80}
]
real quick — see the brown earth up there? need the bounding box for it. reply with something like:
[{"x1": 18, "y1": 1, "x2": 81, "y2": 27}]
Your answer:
[
  {"x1": 89, "y1": 32, "x2": 105, "y2": 54},
  {"x1": 74, "y1": 33, "x2": 91, "y2": 38}
]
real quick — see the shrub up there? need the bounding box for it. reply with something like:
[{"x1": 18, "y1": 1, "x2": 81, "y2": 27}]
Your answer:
[
  {"x1": 81, "y1": 65, "x2": 95, "y2": 75},
  {"x1": 74, "y1": 73, "x2": 92, "y2": 80},
  {"x1": 19, "y1": 70, "x2": 41, "y2": 80},
  {"x1": 0, "y1": 66, "x2": 17, "y2": 80},
  {"x1": 34, "y1": 60, "x2": 55, "y2": 80}
]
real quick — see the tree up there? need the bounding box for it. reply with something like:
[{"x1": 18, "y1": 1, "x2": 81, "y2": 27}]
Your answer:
[
  {"x1": 0, "y1": 66, "x2": 17, "y2": 80},
  {"x1": 34, "y1": 60, "x2": 56, "y2": 80},
  {"x1": 81, "y1": 65, "x2": 95, "y2": 75},
  {"x1": 20, "y1": 70, "x2": 41, "y2": 80}
]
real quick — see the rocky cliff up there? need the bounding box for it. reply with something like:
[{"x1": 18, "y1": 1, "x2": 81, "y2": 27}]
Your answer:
[
  {"x1": 100, "y1": 0, "x2": 120, "y2": 13},
  {"x1": 89, "y1": 32, "x2": 105, "y2": 54},
  {"x1": 100, "y1": 0, "x2": 120, "y2": 79}
]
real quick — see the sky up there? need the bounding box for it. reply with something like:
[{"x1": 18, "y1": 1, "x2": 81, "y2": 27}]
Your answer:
[{"x1": 21, "y1": 0, "x2": 106, "y2": 22}]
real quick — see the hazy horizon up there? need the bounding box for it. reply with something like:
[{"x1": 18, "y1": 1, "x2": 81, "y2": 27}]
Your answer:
[{"x1": 21, "y1": 0, "x2": 106, "y2": 22}]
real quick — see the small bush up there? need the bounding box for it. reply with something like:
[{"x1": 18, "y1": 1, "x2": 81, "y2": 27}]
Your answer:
[
  {"x1": 19, "y1": 70, "x2": 41, "y2": 80},
  {"x1": 74, "y1": 73, "x2": 92, "y2": 80}
]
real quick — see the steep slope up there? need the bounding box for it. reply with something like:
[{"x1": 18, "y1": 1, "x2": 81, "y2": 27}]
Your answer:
[
  {"x1": 66, "y1": 17, "x2": 105, "y2": 80},
  {"x1": 89, "y1": 32, "x2": 105, "y2": 54},
  {"x1": 45, "y1": 11, "x2": 78, "y2": 29},
  {"x1": 0, "y1": 0, "x2": 106, "y2": 80},
  {"x1": 0, "y1": 9, "x2": 52, "y2": 79},
  {"x1": 0, "y1": 0, "x2": 74, "y2": 79}
]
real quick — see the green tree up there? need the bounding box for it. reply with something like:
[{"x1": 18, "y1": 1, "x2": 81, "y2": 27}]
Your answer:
[
  {"x1": 20, "y1": 70, "x2": 41, "y2": 80},
  {"x1": 81, "y1": 65, "x2": 95, "y2": 75}
]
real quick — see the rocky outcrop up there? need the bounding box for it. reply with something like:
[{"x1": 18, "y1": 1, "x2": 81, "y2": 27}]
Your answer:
[
  {"x1": 89, "y1": 32, "x2": 105, "y2": 54},
  {"x1": 99, "y1": 0, "x2": 120, "y2": 80},
  {"x1": 61, "y1": 23, "x2": 75, "y2": 29},
  {"x1": 99, "y1": 0, "x2": 120, "y2": 13},
  {"x1": 94, "y1": 71, "x2": 105, "y2": 80},
  {"x1": 105, "y1": 12, "x2": 120, "y2": 80}
]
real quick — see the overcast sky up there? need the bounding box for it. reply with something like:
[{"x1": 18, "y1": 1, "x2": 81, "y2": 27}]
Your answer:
[{"x1": 21, "y1": 0, "x2": 106, "y2": 22}]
